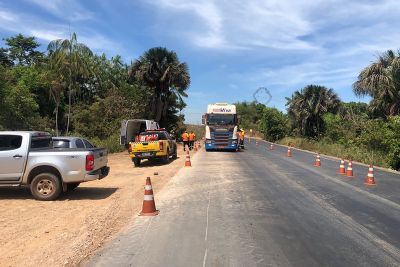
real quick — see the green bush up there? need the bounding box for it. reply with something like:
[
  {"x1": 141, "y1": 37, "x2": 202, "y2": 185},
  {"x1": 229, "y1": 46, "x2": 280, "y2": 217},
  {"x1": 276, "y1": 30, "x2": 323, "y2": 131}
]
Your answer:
[{"x1": 90, "y1": 133, "x2": 125, "y2": 153}]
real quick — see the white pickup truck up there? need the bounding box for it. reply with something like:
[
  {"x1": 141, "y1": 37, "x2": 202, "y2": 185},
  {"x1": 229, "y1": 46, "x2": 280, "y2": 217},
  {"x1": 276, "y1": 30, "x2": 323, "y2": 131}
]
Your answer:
[{"x1": 0, "y1": 131, "x2": 110, "y2": 200}]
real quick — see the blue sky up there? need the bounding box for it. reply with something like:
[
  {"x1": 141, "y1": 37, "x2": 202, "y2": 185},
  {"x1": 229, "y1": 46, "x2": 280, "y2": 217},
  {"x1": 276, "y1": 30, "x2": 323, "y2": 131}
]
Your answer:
[{"x1": 1, "y1": 0, "x2": 400, "y2": 124}]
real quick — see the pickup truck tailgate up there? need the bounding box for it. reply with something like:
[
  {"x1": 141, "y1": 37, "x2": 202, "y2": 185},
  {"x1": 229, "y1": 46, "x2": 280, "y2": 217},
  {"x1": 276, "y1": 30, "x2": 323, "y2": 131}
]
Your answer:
[
  {"x1": 130, "y1": 141, "x2": 160, "y2": 152},
  {"x1": 90, "y1": 148, "x2": 108, "y2": 170}
]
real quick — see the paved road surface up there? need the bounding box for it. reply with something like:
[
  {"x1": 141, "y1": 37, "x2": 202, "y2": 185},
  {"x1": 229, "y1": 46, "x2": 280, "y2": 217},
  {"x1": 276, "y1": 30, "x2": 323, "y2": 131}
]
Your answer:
[{"x1": 88, "y1": 139, "x2": 400, "y2": 267}]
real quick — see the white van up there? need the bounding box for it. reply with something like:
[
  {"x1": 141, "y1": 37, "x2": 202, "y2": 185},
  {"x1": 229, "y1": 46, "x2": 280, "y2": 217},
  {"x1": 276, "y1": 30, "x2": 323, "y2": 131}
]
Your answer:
[{"x1": 120, "y1": 119, "x2": 159, "y2": 147}]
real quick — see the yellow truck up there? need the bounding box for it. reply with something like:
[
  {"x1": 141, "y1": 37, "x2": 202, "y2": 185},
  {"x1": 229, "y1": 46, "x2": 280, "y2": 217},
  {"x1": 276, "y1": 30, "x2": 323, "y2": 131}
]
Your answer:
[{"x1": 128, "y1": 129, "x2": 177, "y2": 167}]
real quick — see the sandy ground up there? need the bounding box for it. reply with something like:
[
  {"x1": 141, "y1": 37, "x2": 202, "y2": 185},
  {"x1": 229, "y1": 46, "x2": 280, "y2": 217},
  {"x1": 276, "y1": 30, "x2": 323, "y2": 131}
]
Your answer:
[{"x1": 0, "y1": 145, "x2": 192, "y2": 267}]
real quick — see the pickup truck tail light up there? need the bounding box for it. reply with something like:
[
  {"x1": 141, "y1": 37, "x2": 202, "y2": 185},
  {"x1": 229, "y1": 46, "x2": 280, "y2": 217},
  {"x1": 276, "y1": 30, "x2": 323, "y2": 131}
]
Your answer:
[
  {"x1": 86, "y1": 154, "x2": 94, "y2": 171},
  {"x1": 128, "y1": 144, "x2": 132, "y2": 153},
  {"x1": 159, "y1": 141, "x2": 164, "y2": 151}
]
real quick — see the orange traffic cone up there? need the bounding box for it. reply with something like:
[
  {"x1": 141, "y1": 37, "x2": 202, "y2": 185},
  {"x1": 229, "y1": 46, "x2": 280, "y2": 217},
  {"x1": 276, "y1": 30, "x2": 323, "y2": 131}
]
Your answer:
[
  {"x1": 364, "y1": 165, "x2": 376, "y2": 185},
  {"x1": 139, "y1": 177, "x2": 159, "y2": 216},
  {"x1": 338, "y1": 159, "x2": 345, "y2": 174},
  {"x1": 287, "y1": 147, "x2": 292, "y2": 157},
  {"x1": 346, "y1": 161, "x2": 354, "y2": 177},
  {"x1": 194, "y1": 142, "x2": 198, "y2": 151},
  {"x1": 314, "y1": 153, "x2": 321, "y2": 167},
  {"x1": 185, "y1": 151, "x2": 192, "y2": 167},
  {"x1": 269, "y1": 144, "x2": 274, "y2": 150}
]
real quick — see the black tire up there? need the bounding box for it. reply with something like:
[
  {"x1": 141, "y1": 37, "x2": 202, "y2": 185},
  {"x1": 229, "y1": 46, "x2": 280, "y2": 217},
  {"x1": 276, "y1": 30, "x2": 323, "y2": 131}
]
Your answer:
[
  {"x1": 163, "y1": 149, "x2": 170, "y2": 163},
  {"x1": 132, "y1": 158, "x2": 141, "y2": 167},
  {"x1": 172, "y1": 146, "x2": 178, "y2": 159},
  {"x1": 30, "y1": 173, "x2": 62, "y2": 201},
  {"x1": 66, "y1": 183, "x2": 80, "y2": 192}
]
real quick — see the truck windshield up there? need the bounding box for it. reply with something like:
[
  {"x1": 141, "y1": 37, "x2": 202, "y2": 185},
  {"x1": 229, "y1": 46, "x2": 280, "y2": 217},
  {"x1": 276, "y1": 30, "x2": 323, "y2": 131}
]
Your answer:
[{"x1": 207, "y1": 114, "x2": 235, "y2": 125}]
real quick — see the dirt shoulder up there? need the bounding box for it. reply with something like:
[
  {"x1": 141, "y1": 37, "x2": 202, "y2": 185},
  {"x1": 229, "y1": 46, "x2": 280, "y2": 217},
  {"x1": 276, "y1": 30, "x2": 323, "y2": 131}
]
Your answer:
[{"x1": 0, "y1": 144, "x2": 193, "y2": 267}]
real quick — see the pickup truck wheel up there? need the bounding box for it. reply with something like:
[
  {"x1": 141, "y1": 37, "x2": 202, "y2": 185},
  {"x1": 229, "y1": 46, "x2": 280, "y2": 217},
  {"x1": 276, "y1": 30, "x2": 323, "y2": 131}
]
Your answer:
[
  {"x1": 67, "y1": 183, "x2": 80, "y2": 191},
  {"x1": 172, "y1": 147, "x2": 178, "y2": 159},
  {"x1": 132, "y1": 158, "x2": 141, "y2": 167},
  {"x1": 30, "y1": 173, "x2": 62, "y2": 201},
  {"x1": 163, "y1": 149, "x2": 170, "y2": 163}
]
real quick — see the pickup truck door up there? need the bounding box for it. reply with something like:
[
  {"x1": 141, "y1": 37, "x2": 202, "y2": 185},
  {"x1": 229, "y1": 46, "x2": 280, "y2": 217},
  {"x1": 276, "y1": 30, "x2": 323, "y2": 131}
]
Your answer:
[{"x1": 0, "y1": 134, "x2": 27, "y2": 181}]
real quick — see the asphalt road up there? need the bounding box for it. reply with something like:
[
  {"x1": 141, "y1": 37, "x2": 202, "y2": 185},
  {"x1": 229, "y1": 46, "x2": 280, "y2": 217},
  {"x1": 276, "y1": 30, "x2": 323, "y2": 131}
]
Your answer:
[{"x1": 88, "y1": 139, "x2": 400, "y2": 267}]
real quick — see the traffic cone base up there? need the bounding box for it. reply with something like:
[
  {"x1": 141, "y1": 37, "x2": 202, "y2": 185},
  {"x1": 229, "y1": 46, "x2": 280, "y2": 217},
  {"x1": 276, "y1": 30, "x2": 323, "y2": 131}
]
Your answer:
[
  {"x1": 287, "y1": 147, "x2": 292, "y2": 157},
  {"x1": 314, "y1": 154, "x2": 321, "y2": 167},
  {"x1": 338, "y1": 159, "x2": 345, "y2": 174},
  {"x1": 139, "y1": 177, "x2": 159, "y2": 216},
  {"x1": 185, "y1": 151, "x2": 192, "y2": 167},
  {"x1": 346, "y1": 161, "x2": 354, "y2": 177},
  {"x1": 364, "y1": 165, "x2": 376, "y2": 185}
]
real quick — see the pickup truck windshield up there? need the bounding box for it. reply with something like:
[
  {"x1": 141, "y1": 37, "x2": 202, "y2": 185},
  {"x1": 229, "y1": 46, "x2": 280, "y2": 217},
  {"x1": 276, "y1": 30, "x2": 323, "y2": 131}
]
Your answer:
[{"x1": 207, "y1": 114, "x2": 235, "y2": 125}]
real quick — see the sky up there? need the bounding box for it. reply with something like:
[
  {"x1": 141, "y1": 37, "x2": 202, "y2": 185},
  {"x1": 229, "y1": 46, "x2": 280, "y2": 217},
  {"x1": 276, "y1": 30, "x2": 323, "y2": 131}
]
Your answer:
[{"x1": 1, "y1": 0, "x2": 400, "y2": 124}]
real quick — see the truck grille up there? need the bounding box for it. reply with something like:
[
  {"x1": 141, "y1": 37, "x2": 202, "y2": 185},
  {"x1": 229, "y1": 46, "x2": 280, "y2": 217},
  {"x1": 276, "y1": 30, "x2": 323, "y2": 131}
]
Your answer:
[{"x1": 211, "y1": 132, "x2": 232, "y2": 146}]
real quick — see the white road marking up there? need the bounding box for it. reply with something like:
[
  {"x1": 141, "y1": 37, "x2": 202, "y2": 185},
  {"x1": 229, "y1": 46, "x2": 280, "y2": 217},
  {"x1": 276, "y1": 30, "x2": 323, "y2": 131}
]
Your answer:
[
  {"x1": 202, "y1": 248, "x2": 208, "y2": 267},
  {"x1": 205, "y1": 194, "x2": 211, "y2": 241}
]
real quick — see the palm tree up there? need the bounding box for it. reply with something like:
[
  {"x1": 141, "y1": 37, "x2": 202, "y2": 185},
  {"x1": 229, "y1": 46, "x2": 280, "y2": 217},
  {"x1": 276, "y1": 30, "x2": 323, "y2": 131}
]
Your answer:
[
  {"x1": 129, "y1": 47, "x2": 190, "y2": 126},
  {"x1": 286, "y1": 85, "x2": 341, "y2": 137},
  {"x1": 49, "y1": 80, "x2": 63, "y2": 136},
  {"x1": 47, "y1": 33, "x2": 93, "y2": 134},
  {"x1": 353, "y1": 50, "x2": 400, "y2": 117}
]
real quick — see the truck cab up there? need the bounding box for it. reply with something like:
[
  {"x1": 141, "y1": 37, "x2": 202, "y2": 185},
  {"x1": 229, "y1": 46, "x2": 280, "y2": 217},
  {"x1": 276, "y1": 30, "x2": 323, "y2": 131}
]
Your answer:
[{"x1": 203, "y1": 103, "x2": 239, "y2": 151}]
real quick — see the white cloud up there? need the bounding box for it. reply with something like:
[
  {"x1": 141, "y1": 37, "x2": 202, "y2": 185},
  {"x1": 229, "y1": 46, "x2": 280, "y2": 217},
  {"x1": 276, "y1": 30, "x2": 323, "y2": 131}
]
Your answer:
[
  {"x1": 25, "y1": 0, "x2": 93, "y2": 21},
  {"x1": 0, "y1": 8, "x2": 121, "y2": 55}
]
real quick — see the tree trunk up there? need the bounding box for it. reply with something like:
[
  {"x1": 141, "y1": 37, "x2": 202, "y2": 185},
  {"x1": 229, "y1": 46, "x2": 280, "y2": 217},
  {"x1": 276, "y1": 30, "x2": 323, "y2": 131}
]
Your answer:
[
  {"x1": 66, "y1": 85, "x2": 72, "y2": 134},
  {"x1": 55, "y1": 104, "x2": 59, "y2": 136}
]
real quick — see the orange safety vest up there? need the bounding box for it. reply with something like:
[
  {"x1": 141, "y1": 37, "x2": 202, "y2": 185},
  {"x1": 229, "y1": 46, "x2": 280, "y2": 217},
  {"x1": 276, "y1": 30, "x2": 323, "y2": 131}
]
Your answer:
[
  {"x1": 189, "y1": 133, "x2": 196, "y2": 141},
  {"x1": 181, "y1": 133, "x2": 189, "y2": 141}
]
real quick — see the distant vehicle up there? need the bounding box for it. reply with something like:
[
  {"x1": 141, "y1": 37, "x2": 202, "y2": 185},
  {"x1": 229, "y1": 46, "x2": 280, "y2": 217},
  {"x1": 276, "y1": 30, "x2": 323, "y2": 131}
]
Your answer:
[
  {"x1": 202, "y1": 103, "x2": 240, "y2": 151},
  {"x1": 120, "y1": 119, "x2": 159, "y2": 148},
  {"x1": 53, "y1": 137, "x2": 95, "y2": 149},
  {"x1": 0, "y1": 131, "x2": 109, "y2": 200},
  {"x1": 128, "y1": 129, "x2": 177, "y2": 167}
]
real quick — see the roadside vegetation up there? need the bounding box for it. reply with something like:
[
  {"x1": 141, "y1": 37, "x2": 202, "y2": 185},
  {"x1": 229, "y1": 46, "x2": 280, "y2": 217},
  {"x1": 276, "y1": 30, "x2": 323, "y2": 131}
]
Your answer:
[
  {"x1": 0, "y1": 33, "x2": 190, "y2": 152},
  {"x1": 237, "y1": 50, "x2": 400, "y2": 170}
]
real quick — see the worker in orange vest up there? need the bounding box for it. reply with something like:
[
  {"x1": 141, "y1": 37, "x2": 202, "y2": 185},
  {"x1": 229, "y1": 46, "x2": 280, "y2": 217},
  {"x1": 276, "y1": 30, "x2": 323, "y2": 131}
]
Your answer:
[
  {"x1": 181, "y1": 130, "x2": 190, "y2": 151},
  {"x1": 238, "y1": 129, "x2": 245, "y2": 149},
  {"x1": 189, "y1": 131, "x2": 196, "y2": 150}
]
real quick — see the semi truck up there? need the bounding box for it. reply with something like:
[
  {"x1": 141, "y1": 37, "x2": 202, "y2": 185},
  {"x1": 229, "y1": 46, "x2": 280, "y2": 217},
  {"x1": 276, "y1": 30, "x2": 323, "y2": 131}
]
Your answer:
[{"x1": 203, "y1": 103, "x2": 239, "y2": 151}]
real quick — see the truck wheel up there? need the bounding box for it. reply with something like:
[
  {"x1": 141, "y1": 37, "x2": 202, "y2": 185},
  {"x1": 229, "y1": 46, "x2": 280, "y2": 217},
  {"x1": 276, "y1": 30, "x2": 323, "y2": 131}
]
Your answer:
[
  {"x1": 67, "y1": 183, "x2": 80, "y2": 192},
  {"x1": 30, "y1": 173, "x2": 62, "y2": 201},
  {"x1": 164, "y1": 149, "x2": 170, "y2": 163},
  {"x1": 172, "y1": 146, "x2": 178, "y2": 159},
  {"x1": 132, "y1": 158, "x2": 141, "y2": 167}
]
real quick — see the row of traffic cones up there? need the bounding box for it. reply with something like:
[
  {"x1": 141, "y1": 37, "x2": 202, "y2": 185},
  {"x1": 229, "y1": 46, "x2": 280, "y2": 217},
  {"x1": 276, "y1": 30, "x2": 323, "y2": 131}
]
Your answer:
[
  {"x1": 266, "y1": 142, "x2": 377, "y2": 186},
  {"x1": 314, "y1": 154, "x2": 376, "y2": 185}
]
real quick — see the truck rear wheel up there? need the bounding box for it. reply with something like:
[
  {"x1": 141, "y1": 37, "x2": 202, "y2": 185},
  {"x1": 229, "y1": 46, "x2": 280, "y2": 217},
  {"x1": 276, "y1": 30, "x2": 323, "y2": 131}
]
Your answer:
[
  {"x1": 30, "y1": 173, "x2": 62, "y2": 201},
  {"x1": 163, "y1": 149, "x2": 170, "y2": 163},
  {"x1": 132, "y1": 158, "x2": 141, "y2": 167}
]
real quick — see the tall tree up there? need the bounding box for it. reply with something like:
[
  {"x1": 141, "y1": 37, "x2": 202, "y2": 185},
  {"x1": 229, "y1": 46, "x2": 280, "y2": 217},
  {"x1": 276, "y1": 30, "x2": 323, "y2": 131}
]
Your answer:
[
  {"x1": 286, "y1": 85, "x2": 341, "y2": 137},
  {"x1": 4, "y1": 34, "x2": 43, "y2": 66},
  {"x1": 129, "y1": 47, "x2": 190, "y2": 126},
  {"x1": 353, "y1": 50, "x2": 400, "y2": 117},
  {"x1": 47, "y1": 33, "x2": 93, "y2": 134}
]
